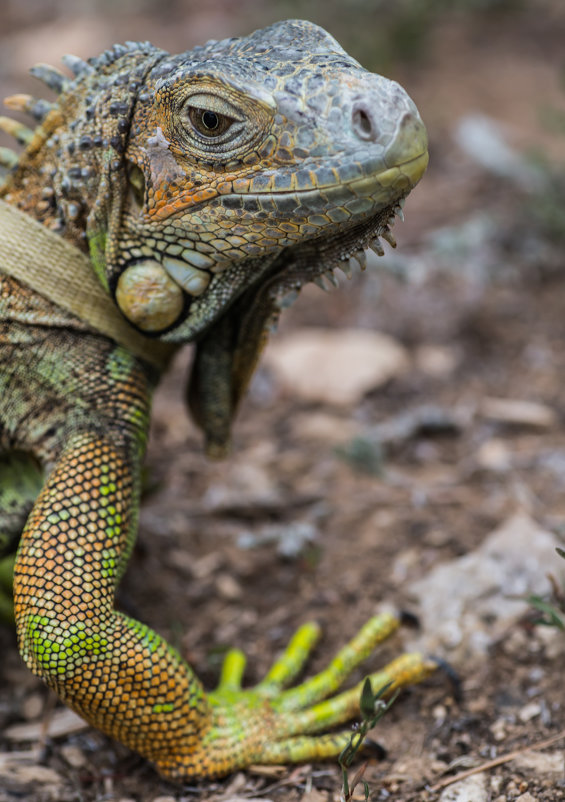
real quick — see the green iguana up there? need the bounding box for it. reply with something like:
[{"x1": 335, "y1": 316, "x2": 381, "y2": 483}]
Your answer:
[{"x1": 0, "y1": 20, "x2": 432, "y2": 780}]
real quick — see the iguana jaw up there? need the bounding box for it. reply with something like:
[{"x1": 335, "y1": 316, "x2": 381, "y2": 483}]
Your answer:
[
  {"x1": 110, "y1": 37, "x2": 429, "y2": 341},
  {"x1": 188, "y1": 157, "x2": 427, "y2": 458}
]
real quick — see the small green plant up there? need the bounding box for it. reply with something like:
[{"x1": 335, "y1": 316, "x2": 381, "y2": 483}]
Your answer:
[
  {"x1": 527, "y1": 548, "x2": 565, "y2": 631},
  {"x1": 335, "y1": 436, "x2": 385, "y2": 477},
  {"x1": 338, "y1": 678, "x2": 398, "y2": 802}
]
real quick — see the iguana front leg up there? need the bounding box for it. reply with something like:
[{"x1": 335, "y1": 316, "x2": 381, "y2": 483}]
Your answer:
[
  {"x1": 13, "y1": 425, "x2": 434, "y2": 780},
  {"x1": 13, "y1": 427, "x2": 213, "y2": 774}
]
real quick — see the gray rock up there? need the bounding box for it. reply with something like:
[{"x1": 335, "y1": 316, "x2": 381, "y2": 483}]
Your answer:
[{"x1": 407, "y1": 513, "x2": 565, "y2": 661}]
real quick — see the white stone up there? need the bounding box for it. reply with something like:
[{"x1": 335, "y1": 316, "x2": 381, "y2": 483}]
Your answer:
[
  {"x1": 264, "y1": 327, "x2": 409, "y2": 405},
  {"x1": 511, "y1": 750, "x2": 565, "y2": 780},
  {"x1": 439, "y1": 773, "x2": 488, "y2": 802},
  {"x1": 407, "y1": 513, "x2": 565, "y2": 661}
]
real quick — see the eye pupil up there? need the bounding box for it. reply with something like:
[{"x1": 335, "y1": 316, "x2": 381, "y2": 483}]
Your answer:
[
  {"x1": 187, "y1": 104, "x2": 235, "y2": 139},
  {"x1": 202, "y1": 110, "x2": 219, "y2": 130}
]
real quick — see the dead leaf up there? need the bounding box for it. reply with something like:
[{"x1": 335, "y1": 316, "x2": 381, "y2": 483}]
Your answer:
[
  {"x1": 481, "y1": 397, "x2": 557, "y2": 429},
  {"x1": 0, "y1": 759, "x2": 63, "y2": 800},
  {"x1": 5, "y1": 708, "x2": 88, "y2": 742}
]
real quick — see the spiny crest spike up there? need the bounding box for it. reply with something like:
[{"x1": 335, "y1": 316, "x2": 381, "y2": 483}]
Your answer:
[
  {"x1": 112, "y1": 44, "x2": 129, "y2": 57},
  {"x1": 382, "y1": 228, "x2": 397, "y2": 248},
  {"x1": 369, "y1": 237, "x2": 384, "y2": 257},
  {"x1": 326, "y1": 270, "x2": 339, "y2": 287},
  {"x1": 4, "y1": 94, "x2": 31, "y2": 113},
  {"x1": 0, "y1": 146, "x2": 19, "y2": 169},
  {"x1": 30, "y1": 63, "x2": 70, "y2": 94},
  {"x1": 340, "y1": 261, "x2": 353, "y2": 279},
  {"x1": 352, "y1": 249, "x2": 367, "y2": 270},
  {"x1": 313, "y1": 275, "x2": 330, "y2": 292},
  {"x1": 61, "y1": 54, "x2": 93, "y2": 77},
  {"x1": 0, "y1": 116, "x2": 34, "y2": 145},
  {"x1": 4, "y1": 94, "x2": 56, "y2": 122}
]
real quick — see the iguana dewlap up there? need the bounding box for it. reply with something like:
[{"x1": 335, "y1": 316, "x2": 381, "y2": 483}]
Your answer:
[{"x1": 0, "y1": 20, "x2": 434, "y2": 780}]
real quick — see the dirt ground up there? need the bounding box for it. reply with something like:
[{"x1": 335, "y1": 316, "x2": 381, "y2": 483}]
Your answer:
[{"x1": 1, "y1": 2, "x2": 565, "y2": 801}]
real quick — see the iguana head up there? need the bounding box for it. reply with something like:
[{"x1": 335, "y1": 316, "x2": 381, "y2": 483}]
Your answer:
[
  {"x1": 2, "y1": 20, "x2": 427, "y2": 456},
  {"x1": 121, "y1": 21, "x2": 427, "y2": 454}
]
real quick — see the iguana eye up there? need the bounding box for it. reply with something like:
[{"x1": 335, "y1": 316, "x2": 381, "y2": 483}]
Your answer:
[
  {"x1": 187, "y1": 106, "x2": 236, "y2": 138},
  {"x1": 168, "y1": 88, "x2": 270, "y2": 156}
]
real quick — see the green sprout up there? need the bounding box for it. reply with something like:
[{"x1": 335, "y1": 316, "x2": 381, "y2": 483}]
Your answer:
[
  {"x1": 338, "y1": 678, "x2": 398, "y2": 802},
  {"x1": 527, "y1": 547, "x2": 565, "y2": 632}
]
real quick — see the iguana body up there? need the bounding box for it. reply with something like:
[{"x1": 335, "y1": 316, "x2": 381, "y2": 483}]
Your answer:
[{"x1": 0, "y1": 21, "x2": 432, "y2": 780}]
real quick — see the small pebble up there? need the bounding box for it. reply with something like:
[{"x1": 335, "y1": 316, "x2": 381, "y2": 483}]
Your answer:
[
  {"x1": 476, "y1": 438, "x2": 511, "y2": 472},
  {"x1": 60, "y1": 744, "x2": 87, "y2": 768},
  {"x1": 438, "y1": 772, "x2": 488, "y2": 802},
  {"x1": 21, "y1": 693, "x2": 44, "y2": 721},
  {"x1": 518, "y1": 701, "x2": 541, "y2": 722},
  {"x1": 490, "y1": 718, "x2": 507, "y2": 742},
  {"x1": 215, "y1": 572, "x2": 243, "y2": 601}
]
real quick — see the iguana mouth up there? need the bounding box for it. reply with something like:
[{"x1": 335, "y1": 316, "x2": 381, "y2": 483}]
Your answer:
[
  {"x1": 187, "y1": 181, "x2": 420, "y2": 459},
  {"x1": 228, "y1": 149, "x2": 429, "y2": 204},
  {"x1": 261, "y1": 149, "x2": 429, "y2": 287},
  {"x1": 206, "y1": 151, "x2": 427, "y2": 230}
]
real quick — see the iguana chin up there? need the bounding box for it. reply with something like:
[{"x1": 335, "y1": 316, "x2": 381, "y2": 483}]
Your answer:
[{"x1": 0, "y1": 20, "x2": 433, "y2": 780}]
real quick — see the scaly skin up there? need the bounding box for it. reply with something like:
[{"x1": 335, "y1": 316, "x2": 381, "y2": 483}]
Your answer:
[{"x1": 0, "y1": 20, "x2": 433, "y2": 780}]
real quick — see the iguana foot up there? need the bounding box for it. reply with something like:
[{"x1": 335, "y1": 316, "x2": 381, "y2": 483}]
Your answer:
[{"x1": 158, "y1": 612, "x2": 436, "y2": 779}]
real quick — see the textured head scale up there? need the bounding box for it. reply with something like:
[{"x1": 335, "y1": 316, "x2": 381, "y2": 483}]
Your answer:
[{"x1": 108, "y1": 20, "x2": 427, "y2": 343}]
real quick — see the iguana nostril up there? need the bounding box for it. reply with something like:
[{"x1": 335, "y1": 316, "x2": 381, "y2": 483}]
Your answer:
[{"x1": 352, "y1": 102, "x2": 379, "y2": 141}]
